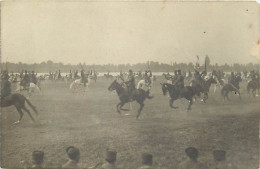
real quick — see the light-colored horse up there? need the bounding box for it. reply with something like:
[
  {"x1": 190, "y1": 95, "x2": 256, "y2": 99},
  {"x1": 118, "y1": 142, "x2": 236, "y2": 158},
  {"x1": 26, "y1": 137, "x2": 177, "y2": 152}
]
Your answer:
[
  {"x1": 16, "y1": 82, "x2": 42, "y2": 98},
  {"x1": 69, "y1": 79, "x2": 89, "y2": 93},
  {"x1": 137, "y1": 76, "x2": 154, "y2": 90}
]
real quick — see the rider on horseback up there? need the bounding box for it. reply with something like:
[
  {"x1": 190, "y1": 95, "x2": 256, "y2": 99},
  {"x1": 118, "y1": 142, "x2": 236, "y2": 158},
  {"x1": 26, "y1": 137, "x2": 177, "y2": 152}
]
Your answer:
[
  {"x1": 229, "y1": 72, "x2": 236, "y2": 85},
  {"x1": 174, "y1": 69, "x2": 184, "y2": 98},
  {"x1": 81, "y1": 69, "x2": 87, "y2": 86},
  {"x1": 144, "y1": 70, "x2": 151, "y2": 85},
  {"x1": 31, "y1": 71, "x2": 37, "y2": 85},
  {"x1": 125, "y1": 69, "x2": 136, "y2": 101},
  {"x1": 1, "y1": 72, "x2": 11, "y2": 99},
  {"x1": 21, "y1": 70, "x2": 30, "y2": 88}
]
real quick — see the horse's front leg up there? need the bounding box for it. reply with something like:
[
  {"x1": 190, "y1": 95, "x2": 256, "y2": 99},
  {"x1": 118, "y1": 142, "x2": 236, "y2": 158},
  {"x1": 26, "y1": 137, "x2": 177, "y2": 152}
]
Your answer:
[
  {"x1": 116, "y1": 102, "x2": 124, "y2": 114},
  {"x1": 169, "y1": 99, "x2": 178, "y2": 109}
]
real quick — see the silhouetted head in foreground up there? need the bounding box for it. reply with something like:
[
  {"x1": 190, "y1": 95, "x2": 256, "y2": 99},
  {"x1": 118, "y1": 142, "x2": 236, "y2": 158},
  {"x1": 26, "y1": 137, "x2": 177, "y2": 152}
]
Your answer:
[{"x1": 185, "y1": 147, "x2": 199, "y2": 161}]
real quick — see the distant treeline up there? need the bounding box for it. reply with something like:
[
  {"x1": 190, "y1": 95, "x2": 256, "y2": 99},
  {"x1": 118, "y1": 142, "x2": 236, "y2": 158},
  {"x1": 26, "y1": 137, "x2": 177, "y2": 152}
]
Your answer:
[{"x1": 1, "y1": 60, "x2": 259, "y2": 73}]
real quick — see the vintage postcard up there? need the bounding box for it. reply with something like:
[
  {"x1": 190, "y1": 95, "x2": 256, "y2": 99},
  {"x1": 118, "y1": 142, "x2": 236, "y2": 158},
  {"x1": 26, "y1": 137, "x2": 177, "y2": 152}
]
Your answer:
[{"x1": 0, "y1": 1, "x2": 259, "y2": 169}]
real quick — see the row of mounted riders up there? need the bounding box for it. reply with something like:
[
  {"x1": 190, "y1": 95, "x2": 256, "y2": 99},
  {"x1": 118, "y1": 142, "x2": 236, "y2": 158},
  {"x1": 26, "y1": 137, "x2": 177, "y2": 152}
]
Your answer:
[
  {"x1": 0, "y1": 69, "x2": 259, "y2": 122},
  {"x1": 108, "y1": 69, "x2": 259, "y2": 119}
]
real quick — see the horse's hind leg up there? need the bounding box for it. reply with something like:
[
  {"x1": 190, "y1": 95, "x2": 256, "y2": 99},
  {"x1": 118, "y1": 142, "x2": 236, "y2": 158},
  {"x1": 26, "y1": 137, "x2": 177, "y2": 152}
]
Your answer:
[
  {"x1": 22, "y1": 106, "x2": 35, "y2": 123},
  {"x1": 13, "y1": 105, "x2": 24, "y2": 124},
  {"x1": 187, "y1": 98, "x2": 193, "y2": 111},
  {"x1": 136, "y1": 102, "x2": 144, "y2": 119}
]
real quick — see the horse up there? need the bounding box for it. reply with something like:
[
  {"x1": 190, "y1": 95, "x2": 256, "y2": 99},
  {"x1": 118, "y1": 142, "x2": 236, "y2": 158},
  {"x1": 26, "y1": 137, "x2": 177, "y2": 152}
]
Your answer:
[
  {"x1": 108, "y1": 80, "x2": 153, "y2": 119},
  {"x1": 190, "y1": 76, "x2": 217, "y2": 102},
  {"x1": 15, "y1": 80, "x2": 42, "y2": 98},
  {"x1": 89, "y1": 74, "x2": 97, "y2": 83},
  {"x1": 161, "y1": 83, "x2": 197, "y2": 110},
  {"x1": 136, "y1": 77, "x2": 154, "y2": 90},
  {"x1": 247, "y1": 80, "x2": 259, "y2": 97},
  {"x1": 104, "y1": 74, "x2": 113, "y2": 80},
  {"x1": 69, "y1": 79, "x2": 89, "y2": 93},
  {"x1": 221, "y1": 76, "x2": 242, "y2": 101},
  {"x1": 1, "y1": 93, "x2": 38, "y2": 124}
]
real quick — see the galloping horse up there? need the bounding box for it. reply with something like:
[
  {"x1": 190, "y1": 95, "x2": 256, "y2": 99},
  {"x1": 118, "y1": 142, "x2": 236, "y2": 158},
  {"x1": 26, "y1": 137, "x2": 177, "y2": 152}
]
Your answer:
[
  {"x1": 69, "y1": 79, "x2": 89, "y2": 93},
  {"x1": 161, "y1": 83, "x2": 197, "y2": 110},
  {"x1": 1, "y1": 93, "x2": 38, "y2": 124},
  {"x1": 108, "y1": 80, "x2": 153, "y2": 119},
  {"x1": 247, "y1": 80, "x2": 259, "y2": 97},
  {"x1": 136, "y1": 76, "x2": 154, "y2": 90},
  {"x1": 15, "y1": 77, "x2": 42, "y2": 97},
  {"x1": 221, "y1": 76, "x2": 242, "y2": 100},
  {"x1": 190, "y1": 76, "x2": 217, "y2": 102}
]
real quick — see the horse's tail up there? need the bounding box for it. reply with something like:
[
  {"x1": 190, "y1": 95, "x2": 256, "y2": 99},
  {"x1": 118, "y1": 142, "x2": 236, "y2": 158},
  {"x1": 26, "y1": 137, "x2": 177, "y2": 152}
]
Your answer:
[
  {"x1": 145, "y1": 90, "x2": 154, "y2": 99},
  {"x1": 24, "y1": 97, "x2": 38, "y2": 115}
]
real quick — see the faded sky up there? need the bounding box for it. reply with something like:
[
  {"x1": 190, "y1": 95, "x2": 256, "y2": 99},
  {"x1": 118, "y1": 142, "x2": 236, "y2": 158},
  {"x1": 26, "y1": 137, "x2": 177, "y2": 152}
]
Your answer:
[{"x1": 1, "y1": 1, "x2": 259, "y2": 65}]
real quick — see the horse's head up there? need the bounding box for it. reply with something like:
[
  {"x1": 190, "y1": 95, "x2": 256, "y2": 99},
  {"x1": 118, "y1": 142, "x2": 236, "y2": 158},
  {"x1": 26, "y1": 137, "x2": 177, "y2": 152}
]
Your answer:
[
  {"x1": 160, "y1": 83, "x2": 168, "y2": 96},
  {"x1": 108, "y1": 80, "x2": 118, "y2": 91}
]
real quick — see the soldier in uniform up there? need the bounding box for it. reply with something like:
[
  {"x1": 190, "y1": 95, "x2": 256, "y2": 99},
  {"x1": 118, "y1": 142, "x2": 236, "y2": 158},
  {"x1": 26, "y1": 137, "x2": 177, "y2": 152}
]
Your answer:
[
  {"x1": 144, "y1": 70, "x2": 151, "y2": 85},
  {"x1": 74, "y1": 70, "x2": 79, "y2": 79},
  {"x1": 57, "y1": 70, "x2": 61, "y2": 80},
  {"x1": 100, "y1": 149, "x2": 118, "y2": 169},
  {"x1": 172, "y1": 70, "x2": 178, "y2": 84},
  {"x1": 81, "y1": 69, "x2": 87, "y2": 86},
  {"x1": 177, "y1": 147, "x2": 206, "y2": 169},
  {"x1": 174, "y1": 69, "x2": 185, "y2": 98},
  {"x1": 62, "y1": 146, "x2": 80, "y2": 168},
  {"x1": 31, "y1": 151, "x2": 44, "y2": 169},
  {"x1": 1, "y1": 72, "x2": 11, "y2": 98},
  {"x1": 31, "y1": 71, "x2": 37, "y2": 85},
  {"x1": 228, "y1": 72, "x2": 236, "y2": 85},
  {"x1": 124, "y1": 69, "x2": 136, "y2": 101},
  {"x1": 22, "y1": 70, "x2": 30, "y2": 88},
  {"x1": 69, "y1": 70, "x2": 73, "y2": 80},
  {"x1": 138, "y1": 153, "x2": 153, "y2": 169}
]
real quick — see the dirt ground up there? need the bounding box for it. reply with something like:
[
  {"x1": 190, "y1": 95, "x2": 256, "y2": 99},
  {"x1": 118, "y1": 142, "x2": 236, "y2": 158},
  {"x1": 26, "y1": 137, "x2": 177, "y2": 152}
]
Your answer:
[{"x1": 1, "y1": 77, "x2": 259, "y2": 169}]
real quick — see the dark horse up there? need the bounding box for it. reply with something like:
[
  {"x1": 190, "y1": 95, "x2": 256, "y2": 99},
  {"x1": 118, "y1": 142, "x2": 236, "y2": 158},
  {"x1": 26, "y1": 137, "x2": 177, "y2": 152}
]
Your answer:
[
  {"x1": 221, "y1": 76, "x2": 242, "y2": 100},
  {"x1": 190, "y1": 76, "x2": 217, "y2": 102},
  {"x1": 108, "y1": 80, "x2": 153, "y2": 119},
  {"x1": 1, "y1": 93, "x2": 38, "y2": 124},
  {"x1": 247, "y1": 80, "x2": 259, "y2": 97},
  {"x1": 161, "y1": 83, "x2": 197, "y2": 110}
]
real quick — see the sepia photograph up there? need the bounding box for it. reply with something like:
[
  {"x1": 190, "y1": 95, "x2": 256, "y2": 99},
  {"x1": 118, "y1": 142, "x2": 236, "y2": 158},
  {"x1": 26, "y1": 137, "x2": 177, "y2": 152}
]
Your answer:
[{"x1": 0, "y1": 1, "x2": 259, "y2": 168}]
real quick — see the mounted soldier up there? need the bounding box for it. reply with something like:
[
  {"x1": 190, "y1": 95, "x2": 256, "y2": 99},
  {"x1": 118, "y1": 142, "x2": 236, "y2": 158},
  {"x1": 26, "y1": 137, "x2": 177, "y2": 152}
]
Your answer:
[
  {"x1": 31, "y1": 71, "x2": 37, "y2": 85},
  {"x1": 228, "y1": 72, "x2": 236, "y2": 85},
  {"x1": 80, "y1": 69, "x2": 87, "y2": 86},
  {"x1": 144, "y1": 70, "x2": 151, "y2": 85},
  {"x1": 124, "y1": 69, "x2": 136, "y2": 101},
  {"x1": 69, "y1": 70, "x2": 73, "y2": 80},
  {"x1": 57, "y1": 70, "x2": 61, "y2": 80},
  {"x1": 21, "y1": 70, "x2": 30, "y2": 88},
  {"x1": 1, "y1": 71, "x2": 11, "y2": 99},
  {"x1": 174, "y1": 69, "x2": 184, "y2": 98}
]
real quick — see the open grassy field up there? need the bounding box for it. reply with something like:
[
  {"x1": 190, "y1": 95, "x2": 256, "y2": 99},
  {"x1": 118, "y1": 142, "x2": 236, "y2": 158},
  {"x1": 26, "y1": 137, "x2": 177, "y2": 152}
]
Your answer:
[{"x1": 1, "y1": 77, "x2": 259, "y2": 169}]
